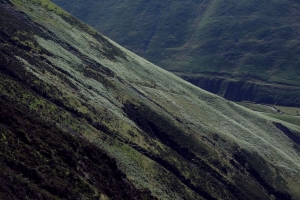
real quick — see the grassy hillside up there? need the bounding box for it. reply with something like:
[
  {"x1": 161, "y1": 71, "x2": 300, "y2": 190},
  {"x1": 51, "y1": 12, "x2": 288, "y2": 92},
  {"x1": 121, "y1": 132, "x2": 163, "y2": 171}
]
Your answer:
[
  {"x1": 1, "y1": 0, "x2": 300, "y2": 199},
  {"x1": 0, "y1": 96, "x2": 155, "y2": 200},
  {"x1": 52, "y1": 0, "x2": 300, "y2": 106},
  {"x1": 237, "y1": 102, "x2": 300, "y2": 127}
]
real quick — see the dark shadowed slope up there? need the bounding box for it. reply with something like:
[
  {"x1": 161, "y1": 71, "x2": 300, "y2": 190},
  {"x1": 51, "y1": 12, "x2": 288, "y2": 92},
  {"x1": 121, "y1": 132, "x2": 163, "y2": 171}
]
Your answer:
[
  {"x1": 1, "y1": 0, "x2": 300, "y2": 199},
  {"x1": 53, "y1": 0, "x2": 300, "y2": 106},
  {"x1": 0, "y1": 96, "x2": 155, "y2": 200}
]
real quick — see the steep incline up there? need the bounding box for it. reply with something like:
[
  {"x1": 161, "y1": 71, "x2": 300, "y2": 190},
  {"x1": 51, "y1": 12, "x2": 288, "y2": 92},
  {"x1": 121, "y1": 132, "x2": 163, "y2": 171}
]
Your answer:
[
  {"x1": 1, "y1": 0, "x2": 300, "y2": 199},
  {"x1": 53, "y1": 0, "x2": 300, "y2": 106},
  {"x1": 0, "y1": 96, "x2": 156, "y2": 200}
]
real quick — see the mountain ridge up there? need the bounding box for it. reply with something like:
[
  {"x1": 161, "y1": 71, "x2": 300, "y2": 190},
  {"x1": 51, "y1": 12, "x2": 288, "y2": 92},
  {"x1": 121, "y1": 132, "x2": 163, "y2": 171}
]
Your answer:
[
  {"x1": 1, "y1": 0, "x2": 300, "y2": 199},
  {"x1": 52, "y1": 0, "x2": 300, "y2": 106}
]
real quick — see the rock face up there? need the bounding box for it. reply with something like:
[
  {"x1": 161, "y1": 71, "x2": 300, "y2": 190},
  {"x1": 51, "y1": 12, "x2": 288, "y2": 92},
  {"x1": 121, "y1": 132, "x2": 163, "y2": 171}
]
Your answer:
[
  {"x1": 179, "y1": 73, "x2": 300, "y2": 106},
  {"x1": 1, "y1": 0, "x2": 300, "y2": 199},
  {"x1": 52, "y1": 0, "x2": 300, "y2": 106}
]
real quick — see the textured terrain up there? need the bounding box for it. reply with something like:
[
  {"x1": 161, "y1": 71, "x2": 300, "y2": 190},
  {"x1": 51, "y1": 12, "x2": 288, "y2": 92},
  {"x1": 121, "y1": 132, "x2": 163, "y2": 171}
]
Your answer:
[
  {"x1": 1, "y1": 0, "x2": 300, "y2": 199},
  {"x1": 53, "y1": 0, "x2": 300, "y2": 106}
]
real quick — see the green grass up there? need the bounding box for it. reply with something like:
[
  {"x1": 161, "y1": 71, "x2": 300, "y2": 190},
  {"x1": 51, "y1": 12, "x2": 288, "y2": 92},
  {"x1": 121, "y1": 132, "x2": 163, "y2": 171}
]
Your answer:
[
  {"x1": 237, "y1": 102, "x2": 300, "y2": 116},
  {"x1": 264, "y1": 113, "x2": 300, "y2": 127},
  {"x1": 52, "y1": 0, "x2": 300, "y2": 87},
  {"x1": 274, "y1": 105, "x2": 300, "y2": 116},
  {"x1": 52, "y1": 0, "x2": 300, "y2": 106},
  {"x1": 237, "y1": 102, "x2": 300, "y2": 126},
  {"x1": 12, "y1": 0, "x2": 70, "y2": 17},
  {"x1": 237, "y1": 102, "x2": 279, "y2": 114},
  {"x1": 2, "y1": 0, "x2": 300, "y2": 199},
  {"x1": 0, "y1": 96, "x2": 156, "y2": 200}
]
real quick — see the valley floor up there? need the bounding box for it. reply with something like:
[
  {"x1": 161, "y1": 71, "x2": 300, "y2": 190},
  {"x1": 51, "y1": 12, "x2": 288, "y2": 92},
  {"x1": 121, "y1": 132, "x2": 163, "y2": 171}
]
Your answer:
[{"x1": 237, "y1": 102, "x2": 300, "y2": 127}]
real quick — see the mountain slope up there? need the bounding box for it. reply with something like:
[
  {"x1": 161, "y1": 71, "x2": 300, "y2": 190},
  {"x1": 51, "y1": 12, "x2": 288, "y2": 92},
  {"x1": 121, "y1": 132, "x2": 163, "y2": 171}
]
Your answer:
[
  {"x1": 1, "y1": 0, "x2": 300, "y2": 199},
  {"x1": 52, "y1": 0, "x2": 300, "y2": 106},
  {"x1": 0, "y1": 96, "x2": 155, "y2": 200}
]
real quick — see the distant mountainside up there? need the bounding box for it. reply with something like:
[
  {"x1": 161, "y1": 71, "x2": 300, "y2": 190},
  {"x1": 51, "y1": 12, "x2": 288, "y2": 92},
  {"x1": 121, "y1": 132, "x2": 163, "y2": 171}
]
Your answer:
[
  {"x1": 53, "y1": 0, "x2": 300, "y2": 106},
  {"x1": 1, "y1": 0, "x2": 300, "y2": 199}
]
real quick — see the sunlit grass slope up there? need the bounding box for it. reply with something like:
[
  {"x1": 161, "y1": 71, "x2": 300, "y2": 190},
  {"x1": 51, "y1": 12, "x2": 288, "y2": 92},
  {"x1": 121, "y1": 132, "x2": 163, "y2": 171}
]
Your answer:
[
  {"x1": 1, "y1": 0, "x2": 300, "y2": 199},
  {"x1": 52, "y1": 0, "x2": 300, "y2": 85},
  {"x1": 52, "y1": 0, "x2": 300, "y2": 106},
  {"x1": 237, "y1": 102, "x2": 300, "y2": 127}
]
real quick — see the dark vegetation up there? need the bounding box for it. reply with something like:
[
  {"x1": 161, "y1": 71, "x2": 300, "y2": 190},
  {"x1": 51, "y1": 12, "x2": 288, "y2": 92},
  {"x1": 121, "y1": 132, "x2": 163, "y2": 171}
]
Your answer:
[
  {"x1": 274, "y1": 122, "x2": 300, "y2": 145},
  {"x1": 1, "y1": 0, "x2": 299, "y2": 199},
  {"x1": 0, "y1": 96, "x2": 156, "y2": 200},
  {"x1": 0, "y1": 3, "x2": 156, "y2": 199},
  {"x1": 233, "y1": 149, "x2": 291, "y2": 200},
  {"x1": 180, "y1": 74, "x2": 300, "y2": 106},
  {"x1": 274, "y1": 122, "x2": 300, "y2": 153},
  {"x1": 122, "y1": 102, "x2": 271, "y2": 200}
]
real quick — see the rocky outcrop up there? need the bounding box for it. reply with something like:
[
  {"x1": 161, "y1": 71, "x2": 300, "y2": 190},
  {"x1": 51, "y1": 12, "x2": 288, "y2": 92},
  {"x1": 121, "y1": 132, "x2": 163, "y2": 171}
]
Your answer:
[{"x1": 180, "y1": 73, "x2": 300, "y2": 107}]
